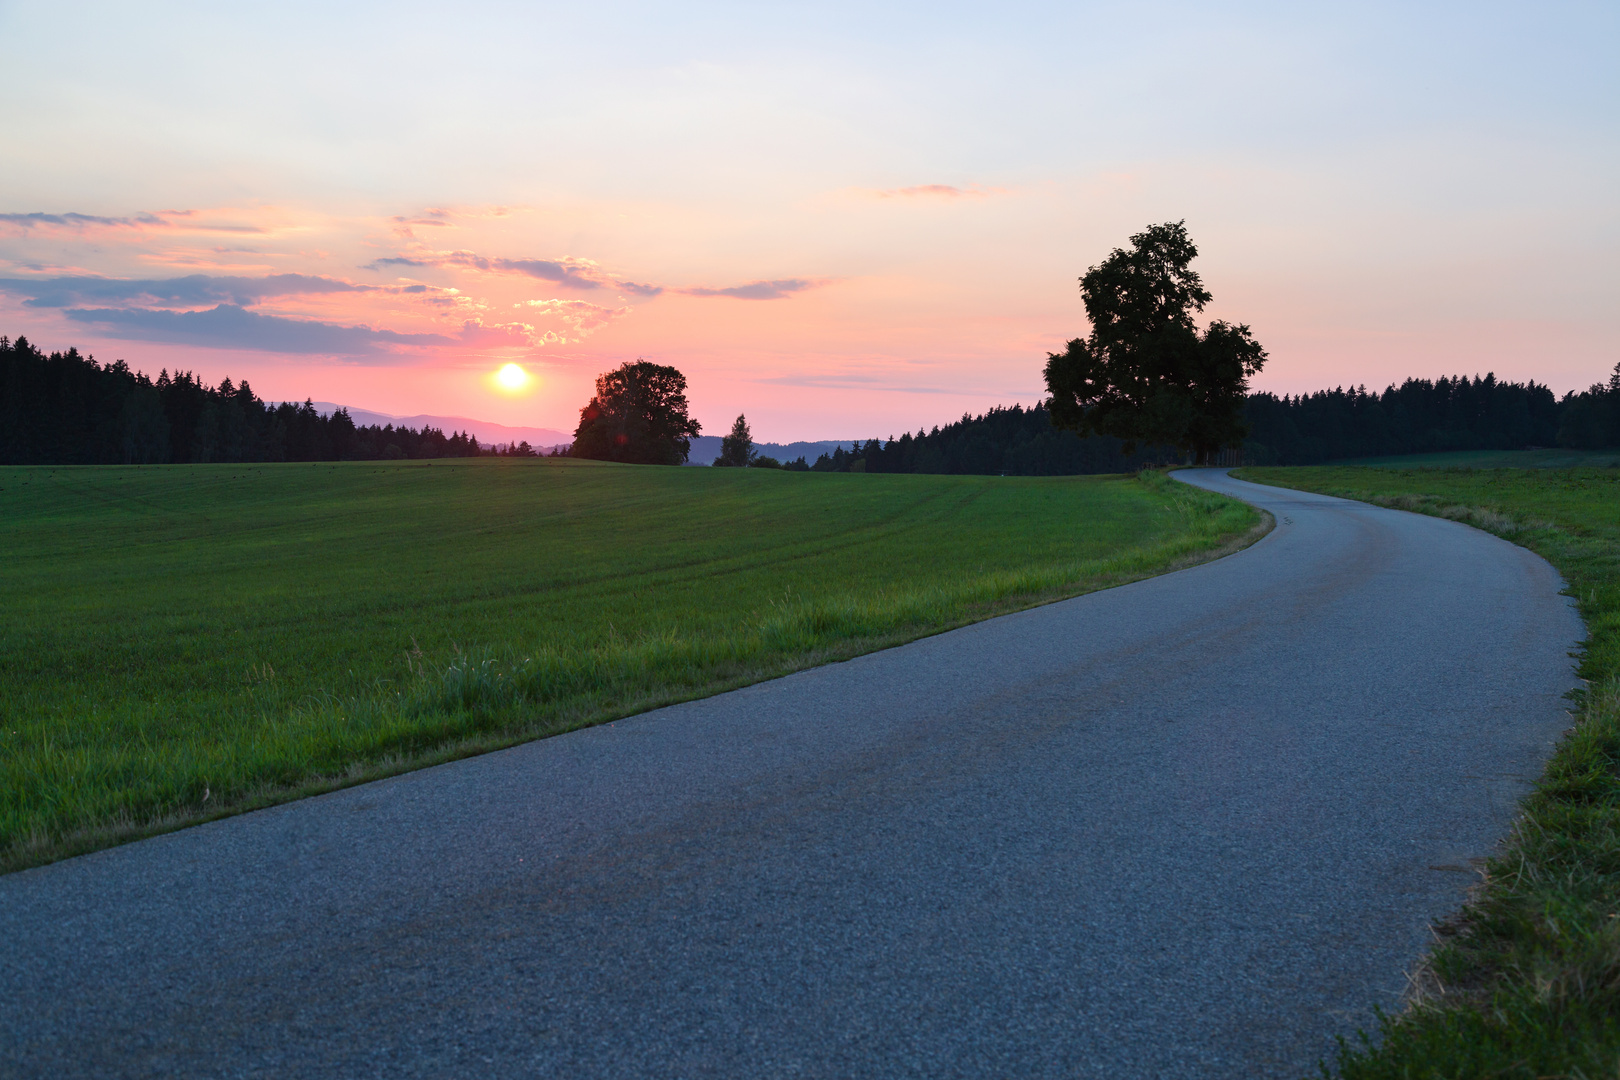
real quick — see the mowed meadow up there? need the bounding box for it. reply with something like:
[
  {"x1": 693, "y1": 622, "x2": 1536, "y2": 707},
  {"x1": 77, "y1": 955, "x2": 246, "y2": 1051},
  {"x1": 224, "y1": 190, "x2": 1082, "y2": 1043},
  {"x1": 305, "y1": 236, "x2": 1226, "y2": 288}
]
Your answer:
[{"x1": 1, "y1": 459, "x2": 1260, "y2": 869}]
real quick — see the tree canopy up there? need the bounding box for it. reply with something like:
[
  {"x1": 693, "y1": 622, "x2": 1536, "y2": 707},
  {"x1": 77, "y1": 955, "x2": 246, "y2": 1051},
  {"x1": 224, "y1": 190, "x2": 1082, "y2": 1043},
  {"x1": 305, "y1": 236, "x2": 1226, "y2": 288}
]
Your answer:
[
  {"x1": 569, "y1": 360, "x2": 701, "y2": 465},
  {"x1": 713, "y1": 413, "x2": 755, "y2": 467},
  {"x1": 1044, "y1": 221, "x2": 1267, "y2": 463}
]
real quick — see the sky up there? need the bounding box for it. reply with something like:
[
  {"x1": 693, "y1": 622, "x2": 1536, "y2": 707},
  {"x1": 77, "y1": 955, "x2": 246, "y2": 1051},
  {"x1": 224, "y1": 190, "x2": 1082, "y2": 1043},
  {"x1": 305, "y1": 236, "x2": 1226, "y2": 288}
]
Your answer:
[{"x1": 1, "y1": 1, "x2": 1615, "y2": 441}]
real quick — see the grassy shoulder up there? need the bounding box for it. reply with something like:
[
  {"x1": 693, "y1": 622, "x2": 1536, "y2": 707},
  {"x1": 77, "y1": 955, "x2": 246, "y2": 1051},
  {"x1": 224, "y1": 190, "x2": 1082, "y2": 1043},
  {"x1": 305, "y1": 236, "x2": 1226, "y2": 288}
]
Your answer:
[
  {"x1": 1336, "y1": 449, "x2": 1620, "y2": 470},
  {"x1": 1, "y1": 459, "x2": 1263, "y2": 872},
  {"x1": 1238, "y1": 465, "x2": 1620, "y2": 1078}
]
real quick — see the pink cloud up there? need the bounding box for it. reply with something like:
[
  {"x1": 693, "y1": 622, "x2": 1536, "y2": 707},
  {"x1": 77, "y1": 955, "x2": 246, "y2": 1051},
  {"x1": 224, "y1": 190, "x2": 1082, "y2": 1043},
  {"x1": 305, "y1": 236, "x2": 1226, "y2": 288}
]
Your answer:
[
  {"x1": 870, "y1": 183, "x2": 1005, "y2": 199},
  {"x1": 514, "y1": 299, "x2": 633, "y2": 343}
]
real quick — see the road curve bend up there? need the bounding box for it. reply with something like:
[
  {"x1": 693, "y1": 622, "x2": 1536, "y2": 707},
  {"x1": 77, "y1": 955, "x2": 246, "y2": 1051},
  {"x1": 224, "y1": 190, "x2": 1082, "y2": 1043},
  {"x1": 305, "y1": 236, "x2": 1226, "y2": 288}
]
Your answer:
[{"x1": 0, "y1": 470, "x2": 1584, "y2": 1078}]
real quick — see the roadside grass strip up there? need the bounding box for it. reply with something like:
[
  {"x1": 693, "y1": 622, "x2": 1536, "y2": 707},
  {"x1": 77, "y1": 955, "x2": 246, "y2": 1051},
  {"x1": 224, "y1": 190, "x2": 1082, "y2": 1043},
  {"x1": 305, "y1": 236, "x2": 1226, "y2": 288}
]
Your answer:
[
  {"x1": 1240, "y1": 466, "x2": 1620, "y2": 1078},
  {"x1": 0, "y1": 461, "x2": 1261, "y2": 872}
]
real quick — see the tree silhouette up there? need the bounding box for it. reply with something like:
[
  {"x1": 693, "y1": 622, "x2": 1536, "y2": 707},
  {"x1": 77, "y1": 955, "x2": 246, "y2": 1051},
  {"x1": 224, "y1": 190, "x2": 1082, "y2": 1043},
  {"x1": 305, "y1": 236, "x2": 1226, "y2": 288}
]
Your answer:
[
  {"x1": 1044, "y1": 221, "x2": 1267, "y2": 464},
  {"x1": 714, "y1": 413, "x2": 755, "y2": 467},
  {"x1": 569, "y1": 360, "x2": 702, "y2": 465},
  {"x1": 3, "y1": 331, "x2": 1612, "y2": 469}
]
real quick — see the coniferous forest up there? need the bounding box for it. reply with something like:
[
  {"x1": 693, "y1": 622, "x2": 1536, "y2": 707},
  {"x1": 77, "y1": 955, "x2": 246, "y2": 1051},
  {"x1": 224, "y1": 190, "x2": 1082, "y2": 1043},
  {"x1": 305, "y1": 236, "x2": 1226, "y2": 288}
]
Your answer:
[
  {"x1": 0, "y1": 335, "x2": 482, "y2": 464},
  {"x1": 786, "y1": 369, "x2": 1619, "y2": 474},
  {"x1": 1242, "y1": 371, "x2": 1619, "y2": 464},
  {"x1": 791, "y1": 368, "x2": 1620, "y2": 473},
  {"x1": 784, "y1": 405, "x2": 1175, "y2": 474},
  {"x1": 4, "y1": 333, "x2": 1618, "y2": 470}
]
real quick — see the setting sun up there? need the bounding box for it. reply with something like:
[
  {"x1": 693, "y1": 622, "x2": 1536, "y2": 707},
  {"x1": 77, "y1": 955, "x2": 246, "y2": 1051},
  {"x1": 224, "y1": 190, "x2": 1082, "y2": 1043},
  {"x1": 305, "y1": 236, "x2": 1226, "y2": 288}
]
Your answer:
[{"x1": 495, "y1": 363, "x2": 531, "y2": 393}]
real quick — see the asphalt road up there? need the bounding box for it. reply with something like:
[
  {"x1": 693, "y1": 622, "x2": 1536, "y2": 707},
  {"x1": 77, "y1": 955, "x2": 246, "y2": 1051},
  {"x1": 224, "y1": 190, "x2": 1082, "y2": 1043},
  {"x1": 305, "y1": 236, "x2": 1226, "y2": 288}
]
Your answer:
[{"x1": 1, "y1": 470, "x2": 1585, "y2": 1078}]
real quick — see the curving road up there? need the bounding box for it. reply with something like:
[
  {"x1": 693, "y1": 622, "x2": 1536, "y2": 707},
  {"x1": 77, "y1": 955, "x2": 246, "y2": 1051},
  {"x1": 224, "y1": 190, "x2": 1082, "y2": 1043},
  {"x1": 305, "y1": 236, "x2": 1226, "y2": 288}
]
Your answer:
[{"x1": 0, "y1": 471, "x2": 1584, "y2": 1078}]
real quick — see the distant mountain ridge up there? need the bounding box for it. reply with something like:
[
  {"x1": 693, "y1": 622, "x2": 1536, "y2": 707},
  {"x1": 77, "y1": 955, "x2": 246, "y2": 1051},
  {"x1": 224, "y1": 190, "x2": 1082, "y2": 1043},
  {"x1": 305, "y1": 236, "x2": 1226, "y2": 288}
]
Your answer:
[
  {"x1": 299, "y1": 403, "x2": 572, "y2": 450},
  {"x1": 298, "y1": 403, "x2": 852, "y2": 461},
  {"x1": 683, "y1": 435, "x2": 857, "y2": 466}
]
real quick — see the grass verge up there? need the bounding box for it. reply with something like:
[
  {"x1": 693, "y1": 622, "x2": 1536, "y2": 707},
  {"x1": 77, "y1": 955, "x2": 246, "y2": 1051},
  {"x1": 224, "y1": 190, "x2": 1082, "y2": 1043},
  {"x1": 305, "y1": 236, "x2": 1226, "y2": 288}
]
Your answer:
[
  {"x1": 1335, "y1": 449, "x2": 1620, "y2": 470},
  {"x1": 1, "y1": 460, "x2": 1263, "y2": 873},
  {"x1": 1238, "y1": 465, "x2": 1620, "y2": 1078}
]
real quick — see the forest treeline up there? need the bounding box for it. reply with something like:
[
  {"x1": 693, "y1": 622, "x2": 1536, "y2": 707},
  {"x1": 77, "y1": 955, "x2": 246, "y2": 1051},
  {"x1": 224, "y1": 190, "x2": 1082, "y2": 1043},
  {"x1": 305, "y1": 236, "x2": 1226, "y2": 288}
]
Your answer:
[
  {"x1": 788, "y1": 368, "x2": 1620, "y2": 474},
  {"x1": 1242, "y1": 369, "x2": 1620, "y2": 464},
  {"x1": 780, "y1": 405, "x2": 1174, "y2": 474},
  {"x1": 5, "y1": 334, "x2": 1618, "y2": 470},
  {"x1": 0, "y1": 335, "x2": 483, "y2": 464}
]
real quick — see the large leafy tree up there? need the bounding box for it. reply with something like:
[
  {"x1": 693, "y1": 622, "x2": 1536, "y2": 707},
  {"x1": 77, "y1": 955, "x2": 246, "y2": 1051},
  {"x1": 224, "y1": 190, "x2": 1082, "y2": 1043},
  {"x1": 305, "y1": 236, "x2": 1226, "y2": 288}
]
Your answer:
[
  {"x1": 570, "y1": 359, "x2": 702, "y2": 465},
  {"x1": 1044, "y1": 221, "x2": 1267, "y2": 464}
]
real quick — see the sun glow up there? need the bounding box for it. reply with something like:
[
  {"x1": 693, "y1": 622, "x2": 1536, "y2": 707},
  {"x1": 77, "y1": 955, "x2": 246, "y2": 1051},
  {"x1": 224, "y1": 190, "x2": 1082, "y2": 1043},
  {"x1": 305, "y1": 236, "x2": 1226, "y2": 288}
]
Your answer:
[{"x1": 495, "y1": 363, "x2": 532, "y2": 393}]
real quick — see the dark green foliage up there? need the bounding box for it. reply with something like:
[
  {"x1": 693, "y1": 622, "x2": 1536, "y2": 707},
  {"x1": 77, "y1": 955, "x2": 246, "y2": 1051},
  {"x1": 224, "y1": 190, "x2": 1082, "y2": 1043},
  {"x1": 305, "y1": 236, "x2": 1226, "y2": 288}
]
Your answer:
[
  {"x1": 0, "y1": 335, "x2": 483, "y2": 463},
  {"x1": 1243, "y1": 466, "x2": 1620, "y2": 1077},
  {"x1": 714, "y1": 413, "x2": 755, "y2": 467},
  {"x1": 1045, "y1": 221, "x2": 1267, "y2": 462},
  {"x1": 1556, "y1": 369, "x2": 1620, "y2": 450},
  {"x1": 796, "y1": 405, "x2": 1179, "y2": 476},
  {"x1": 570, "y1": 359, "x2": 701, "y2": 465},
  {"x1": 1244, "y1": 375, "x2": 1577, "y2": 464},
  {"x1": 832, "y1": 373, "x2": 1618, "y2": 474}
]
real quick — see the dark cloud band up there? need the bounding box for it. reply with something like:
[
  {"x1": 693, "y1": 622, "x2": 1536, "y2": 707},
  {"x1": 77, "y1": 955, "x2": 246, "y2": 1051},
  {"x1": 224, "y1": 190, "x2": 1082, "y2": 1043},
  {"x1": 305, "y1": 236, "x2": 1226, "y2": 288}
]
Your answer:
[
  {"x1": 682, "y1": 279, "x2": 817, "y2": 300},
  {"x1": 367, "y1": 250, "x2": 814, "y2": 301},
  {"x1": 60, "y1": 304, "x2": 454, "y2": 357},
  {"x1": 0, "y1": 211, "x2": 168, "y2": 229},
  {"x1": 0, "y1": 274, "x2": 372, "y2": 309},
  {"x1": 368, "y1": 253, "x2": 618, "y2": 291}
]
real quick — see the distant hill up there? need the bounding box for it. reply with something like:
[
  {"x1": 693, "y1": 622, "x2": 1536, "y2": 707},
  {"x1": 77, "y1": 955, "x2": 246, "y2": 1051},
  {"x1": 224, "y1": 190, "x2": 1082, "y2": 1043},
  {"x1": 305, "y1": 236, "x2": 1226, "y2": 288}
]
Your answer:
[
  {"x1": 298, "y1": 404, "x2": 852, "y2": 461},
  {"x1": 301, "y1": 403, "x2": 572, "y2": 451},
  {"x1": 684, "y1": 436, "x2": 857, "y2": 466}
]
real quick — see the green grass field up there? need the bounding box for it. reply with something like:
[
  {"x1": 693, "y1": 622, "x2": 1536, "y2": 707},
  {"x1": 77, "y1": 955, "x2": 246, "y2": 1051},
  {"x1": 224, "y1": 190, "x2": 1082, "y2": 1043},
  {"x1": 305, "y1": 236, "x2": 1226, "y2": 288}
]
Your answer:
[
  {"x1": 0, "y1": 458, "x2": 1260, "y2": 871},
  {"x1": 1336, "y1": 448, "x2": 1620, "y2": 469},
  {"x1": 1240, "y1": 465, "x2": 1620, "y2": 1079}
]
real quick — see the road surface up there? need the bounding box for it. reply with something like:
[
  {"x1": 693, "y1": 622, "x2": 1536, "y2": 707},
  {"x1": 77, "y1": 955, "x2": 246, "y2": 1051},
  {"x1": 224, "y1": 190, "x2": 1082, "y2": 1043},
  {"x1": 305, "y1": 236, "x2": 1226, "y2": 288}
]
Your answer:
[{"x1": 0, "y1": 470, "x2": 1584, "y2": 1077}]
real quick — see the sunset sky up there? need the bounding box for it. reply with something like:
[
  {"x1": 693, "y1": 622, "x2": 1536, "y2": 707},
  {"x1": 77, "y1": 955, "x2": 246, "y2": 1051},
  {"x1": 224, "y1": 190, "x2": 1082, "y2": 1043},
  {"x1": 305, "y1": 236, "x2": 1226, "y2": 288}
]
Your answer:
[{"x1": 1, "y1": 1, "x2": 1614, "y2": 441}]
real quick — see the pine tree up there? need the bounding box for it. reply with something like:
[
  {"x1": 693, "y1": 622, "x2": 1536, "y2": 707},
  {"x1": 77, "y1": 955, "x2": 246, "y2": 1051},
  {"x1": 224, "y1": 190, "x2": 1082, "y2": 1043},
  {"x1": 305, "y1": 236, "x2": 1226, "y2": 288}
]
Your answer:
[{"x1": 714, "y1": 413, "x2": 755, "y2": 467}]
